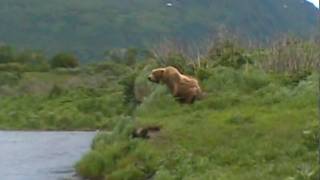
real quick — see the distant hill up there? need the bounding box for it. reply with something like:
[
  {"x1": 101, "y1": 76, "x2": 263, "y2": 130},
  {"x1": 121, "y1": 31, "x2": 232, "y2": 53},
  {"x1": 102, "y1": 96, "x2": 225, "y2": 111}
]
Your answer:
[{"x1": 0, "y1": 0, "x2": 318, "y2": 60}]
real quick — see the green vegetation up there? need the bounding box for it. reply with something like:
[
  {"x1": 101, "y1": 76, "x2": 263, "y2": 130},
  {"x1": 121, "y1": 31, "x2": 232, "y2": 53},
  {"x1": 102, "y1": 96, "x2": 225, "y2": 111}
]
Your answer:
[
  {"x1": 0, "y1": 0, "x2": 318, "y2": 59},
  {"x1": 0, "y1": 37, "x2": 318, "y2": 179},
  {"x1": 76, "y1": 68, "x2": 319, "y2": 179},
  {"x1": 50, "y1": 53, "x2": 79, "y2": 69}
]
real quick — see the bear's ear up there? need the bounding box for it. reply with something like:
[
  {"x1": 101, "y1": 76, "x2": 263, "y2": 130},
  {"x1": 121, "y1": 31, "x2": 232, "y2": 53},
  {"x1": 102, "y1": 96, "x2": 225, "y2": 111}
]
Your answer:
[{"x1": 159, "y1": 68, "x2": 165, "y2": 74}]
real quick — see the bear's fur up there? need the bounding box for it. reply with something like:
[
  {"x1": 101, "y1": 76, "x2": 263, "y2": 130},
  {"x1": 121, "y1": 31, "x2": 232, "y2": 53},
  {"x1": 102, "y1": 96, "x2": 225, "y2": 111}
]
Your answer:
[{"x1": 148, "y1": 66, "x2": 202, "y2": 104}]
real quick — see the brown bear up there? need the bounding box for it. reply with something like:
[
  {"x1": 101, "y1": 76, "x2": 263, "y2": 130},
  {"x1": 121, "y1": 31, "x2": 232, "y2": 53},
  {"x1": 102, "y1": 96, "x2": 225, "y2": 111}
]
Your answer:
[{"x1": 148, "y1": 66, "x2": 202, "y2": 104}]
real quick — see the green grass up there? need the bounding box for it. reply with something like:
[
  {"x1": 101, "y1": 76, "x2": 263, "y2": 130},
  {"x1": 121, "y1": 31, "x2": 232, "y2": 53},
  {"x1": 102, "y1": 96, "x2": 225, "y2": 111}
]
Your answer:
[
  {"x1": 76, "y1": 67, "x2": 319, "y2": 179},
  {"x1": 0, "y1": 70, "x2": 125, "y2": 130},
  {"x1": 0, "y1": 89, "x2": 125, "y2": 130},
  {"x1": 0, "y1": 66, "x2": 317, "y2": 179},
  {"x1": 0, "y1": 33, "x2": 318, "y2": 180}
]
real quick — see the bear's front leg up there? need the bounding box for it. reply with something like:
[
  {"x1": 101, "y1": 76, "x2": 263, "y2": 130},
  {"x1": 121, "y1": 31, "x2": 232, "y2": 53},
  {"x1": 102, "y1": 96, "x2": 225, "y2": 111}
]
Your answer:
[{"x1": 171, "y1": 83, "x2": 179, "y2": 97}]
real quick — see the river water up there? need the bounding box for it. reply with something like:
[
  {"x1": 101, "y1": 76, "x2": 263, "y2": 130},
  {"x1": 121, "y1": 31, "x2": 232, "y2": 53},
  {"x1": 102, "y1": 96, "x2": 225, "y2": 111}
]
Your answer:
[{"x1": 0, "y1": 131, "x2": 96, "y2": 180}]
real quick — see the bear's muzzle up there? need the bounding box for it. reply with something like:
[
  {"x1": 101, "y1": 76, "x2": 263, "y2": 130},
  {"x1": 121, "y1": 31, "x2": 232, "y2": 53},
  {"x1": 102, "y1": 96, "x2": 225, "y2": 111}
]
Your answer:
[{"x1": 148, "y1": 75, "x2": 159, "y2": 83}]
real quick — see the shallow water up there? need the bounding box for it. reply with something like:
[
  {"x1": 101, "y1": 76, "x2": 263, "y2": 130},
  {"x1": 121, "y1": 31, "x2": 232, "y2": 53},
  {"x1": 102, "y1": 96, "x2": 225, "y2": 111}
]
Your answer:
[{"x1": 0, "y1": 131, "x2": 96, "y2": 180}]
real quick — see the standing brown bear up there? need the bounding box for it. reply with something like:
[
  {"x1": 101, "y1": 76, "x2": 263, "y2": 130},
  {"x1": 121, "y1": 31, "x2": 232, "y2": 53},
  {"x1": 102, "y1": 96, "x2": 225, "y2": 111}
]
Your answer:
[{"x1": 148, "y1": 66, "x2": 202, "y2": 104}]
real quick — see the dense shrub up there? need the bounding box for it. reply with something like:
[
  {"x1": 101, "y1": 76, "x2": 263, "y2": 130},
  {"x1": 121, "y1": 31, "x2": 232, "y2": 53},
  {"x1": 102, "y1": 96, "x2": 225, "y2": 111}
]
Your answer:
[
  {"x1": 134, "y1": 65, "x2": 157, "y2": 103},
  {"x1": 203, "y1": 66, "x2": 269, "y2": 93},
  {"x1": 0, "y1": 63, "x2": 25, "y2": 72},
  {"x1": 207, "y1": 40, "x2": 252, "y2": 69},
  {"x1": 0, "y1": 45, "x2": 14, "y2": 64},
  {"x1": 120, "y1": 72, "x2": 140, "y2": 112},
  {"x1": 93, "y1": 61, "x2": 132, "y2": 77},
  {"x1": 50, "y1": 53, "x2": 79, "y2": 68}
]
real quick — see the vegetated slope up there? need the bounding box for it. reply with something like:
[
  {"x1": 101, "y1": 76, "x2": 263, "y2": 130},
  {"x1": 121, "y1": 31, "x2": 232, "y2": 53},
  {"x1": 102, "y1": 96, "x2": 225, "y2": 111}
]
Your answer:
[
  {"x1": 0, "y1": 0, "x2": 317, "y2": 60},
  {"x1": 76, "y1": 67, "x2": 318, "y2": 179},
  {"x1": 75, "y1": 40, "x2": 319, "y2": 179},
  {"x1": 0, "y1": 38, "x2": 318, "y2": 179}
]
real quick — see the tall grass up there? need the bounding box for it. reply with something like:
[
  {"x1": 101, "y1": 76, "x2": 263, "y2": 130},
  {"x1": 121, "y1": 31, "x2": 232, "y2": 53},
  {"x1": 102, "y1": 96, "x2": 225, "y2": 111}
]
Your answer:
[{"x1": 255, "y1": 37, "x2": 320, "y2": 73}]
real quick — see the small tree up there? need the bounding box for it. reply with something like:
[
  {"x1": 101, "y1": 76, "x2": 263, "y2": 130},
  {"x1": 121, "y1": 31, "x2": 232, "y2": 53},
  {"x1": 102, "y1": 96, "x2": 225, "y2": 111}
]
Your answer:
[
  {"x1": 208, "y1": 40, "x2": 252, "y2": 69},
  {"x1": 50, "y1": 53, "x2": 79, "y2": 68},
  {"x1": 0, "y1": 45, "x2": 14, "y2": 64}
]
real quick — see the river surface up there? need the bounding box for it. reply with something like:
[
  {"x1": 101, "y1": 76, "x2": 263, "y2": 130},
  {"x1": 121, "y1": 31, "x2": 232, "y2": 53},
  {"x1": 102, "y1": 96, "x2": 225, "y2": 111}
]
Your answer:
[{"x1": 0, "y1": 131, "x2": 96, "y2": 180}]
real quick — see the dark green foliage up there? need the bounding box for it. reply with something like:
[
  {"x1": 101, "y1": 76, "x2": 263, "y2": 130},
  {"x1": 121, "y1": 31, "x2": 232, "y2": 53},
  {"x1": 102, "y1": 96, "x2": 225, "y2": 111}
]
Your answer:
[
  {"x1": 208, "y1": 40, "x2": 252, "y2": 69},
  {"x1": 120, "y1": 72, "x2": 140, "y2": 112},
  {"x1": 282, "y1": 70, "x2": 312, "y2": 87},
  {"x1": 0, "y1": 46, "x2": 15, "y2": 64},
  {"x1": 50, "y1": 53, "x2": 79, "y2": 68},
  {"x1": 194, "y1": 68, "x2": 211, "y2": 81},
  {"x1": 0, "y1": 0, "x2": 317, "y2": 59},
  {"x1": 89, "y1": 62, "x2": 128, "y2": 78},
  {"x1": 0, "y1": 63, "x2": 24, "y2": 72},
  {"x1": 124, "y1": 48, "x2": 138, "y2": 66}
]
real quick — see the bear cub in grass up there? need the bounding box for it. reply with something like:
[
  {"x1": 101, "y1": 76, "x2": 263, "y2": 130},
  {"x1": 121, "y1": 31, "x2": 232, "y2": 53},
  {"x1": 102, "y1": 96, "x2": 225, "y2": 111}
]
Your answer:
[{"x1": 148, "y1": 66, "x2": 202, "y2": 104}]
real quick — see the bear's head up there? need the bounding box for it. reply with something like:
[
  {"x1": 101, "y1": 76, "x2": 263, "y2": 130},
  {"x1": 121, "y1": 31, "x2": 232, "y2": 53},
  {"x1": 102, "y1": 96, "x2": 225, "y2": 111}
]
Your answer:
[{"x1": 148, "y1": 68, "x2": 166, "y2": 83}]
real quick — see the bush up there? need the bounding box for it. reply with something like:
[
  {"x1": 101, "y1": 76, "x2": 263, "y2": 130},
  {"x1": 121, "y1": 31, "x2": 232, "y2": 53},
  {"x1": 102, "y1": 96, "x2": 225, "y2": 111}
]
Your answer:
[
  {"x1": 120, "y1": 72, "x2": 140, "y2": 113},
  {"x1": 0, "y1": 45, "x2": 14, "y2": 64},
  {"x1": 50, "y1": 53, "x2": 79, "y2": 68},
  {"x1": 93, "y1": 61, "x2": 132, "y2": 77},
  {"x1": 207, "y1": 40, "x2": 252, "y2": 69},
  {"x1": 203, "y1": 67, "x2": 269, "y2": 93},
  {"x1": 134, "y1": 65, "x2": 156, "y2": 103},
  {"x1": 0, "y1": 63, "x2": 25, "y2": 72},
  {"x1": 195, "y1": 67, "x2": 212, "y2": 81}
]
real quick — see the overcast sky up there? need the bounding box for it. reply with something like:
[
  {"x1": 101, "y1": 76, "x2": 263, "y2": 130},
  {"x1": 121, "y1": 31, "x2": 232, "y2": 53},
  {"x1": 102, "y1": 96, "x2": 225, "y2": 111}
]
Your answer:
[{"x1": 306, "y1": 0, "x2": 319, "y2": 8}]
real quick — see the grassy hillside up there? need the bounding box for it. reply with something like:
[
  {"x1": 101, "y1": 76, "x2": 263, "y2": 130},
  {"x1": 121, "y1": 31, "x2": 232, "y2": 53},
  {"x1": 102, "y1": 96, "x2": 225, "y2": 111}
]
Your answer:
[
  {"x1": 0, "y1": 37, "x2": 318, "y2": 179},
  {"x1": 0, "y1": 0, "x2": 318, "y2": 60},
  {"x1": 77, "y1": 68, "x2": 318, "y2": 179}
]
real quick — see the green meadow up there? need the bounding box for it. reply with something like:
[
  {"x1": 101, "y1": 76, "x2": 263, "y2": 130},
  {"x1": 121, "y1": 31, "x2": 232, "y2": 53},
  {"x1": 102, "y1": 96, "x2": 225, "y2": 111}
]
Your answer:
[{"x1": 0, "y1": 38, "x2": 318, "y2": 179}]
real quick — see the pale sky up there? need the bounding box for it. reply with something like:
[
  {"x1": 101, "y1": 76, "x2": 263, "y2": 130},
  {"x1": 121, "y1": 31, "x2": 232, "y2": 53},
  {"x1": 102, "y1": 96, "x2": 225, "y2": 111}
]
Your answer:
[{"x1": 306, "y1": 0, "x2": 319, "y2": 8}]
